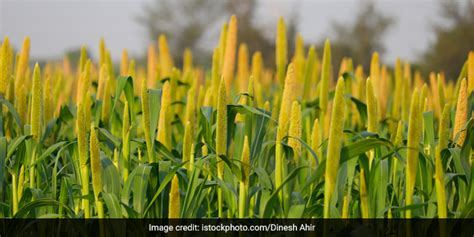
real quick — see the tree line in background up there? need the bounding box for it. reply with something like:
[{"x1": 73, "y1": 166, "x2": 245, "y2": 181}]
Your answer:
[{"x1": 57, "y1": 0, "x2": 474, "y2": 81}]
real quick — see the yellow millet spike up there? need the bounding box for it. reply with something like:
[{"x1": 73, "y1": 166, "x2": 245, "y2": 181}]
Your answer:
[
  {"x1": 338, "y1": 57, "x2": 347, "y2": 77},
  {"x1": 158, "y1": 35, "x2": 174, "y2": 78},
  {"x1": 249, "y1": 78, "x2": 260, "y2": 107},
  {"x1": 169, "y1": 175, "x2": 180, "y2": 218},
  {"x1": 5, "y1": 41, "x2": 14, "y2": 101},
  {"x1": 276, "y1": 64, "x2": 297, "y2": 143},
  {"x1": 43, "y1": 74, "x2": 53, "y2": 123},
  {"x1": 183, "y1": 48, "x2": 193, "y2": 74},
  {"x1": 77, "y1": 60, "x2": 91, "y2": 105},
  {"x1": 120, "y1": 48, "x2": 129, "y2": 76},
  {"x1": 216, "y1": 78, "x2": 227, "y2": 218},
  {"x1": 392, "y1": 58, "x2": 403, "y2": 119},
  {"x1": 105, "y1": 50, "x2": 114, "y2": 81},
  {"x1": 288, "y1": 101, "x2": 302, "y2": 162},
  {"x1": 453, "y1": 78, "x2": 468, "y2": 146},
  {"x1": 217, "y1": 23, "x2": 228, "y2": 71},
  {"x1": 79, "y1": 45, "x2": 88, "y2": 74},
  {"x1": 366, "y1": 78, "x2": 378, "y2": 133},
  {"x1": 370, "y1": 52, "x2": 380, "y2": 97},
  {"x1": 76, "y1": 102, "x2": 90, "y2": 218},
  {"x1": 435, "y1": 104, "x2": 450, "y2": 218},
  {"x1": 237, "y1": 43, "x2": 249, "y2": 93},
  {"x1": 147, "y1": 45, "x2": 157, "y2": 88},
  {"x1": 428, "y1": 73, "x2": 438, "y2": 114},
  {"x1": 468, "y1": 51, "x2": 474, "y2": 95},
  {"x1": 294, "y1": 33, "x2": 305, "y2": 86},
  {"x1": 128, "y1": 60, "x2": 136, "y2": 79},
  {"x1": 0, "y1": 37, "x2": 11, "y2": 95},
  {"x1": 157, "y1": 81, "x2": 171, "y2": 150},
  {"x1": 31, "y1": 63, "x2": 43, "y2": 140},
  {"x1": 403, "y1": 62, "x2": 412, "y2": 89},
  {"x1": 211, "y1": 48, "x2": 220, "y2": 107},
  {"x1": 184, "y1": 86, "x2": 196, "y2": 126},
  {"x1": 202, "y1": 86, "x2": 213, "y2": 107},
  {"x1": 84, "y1": 92, "x2": 92, "y2": 133},
  {"x1": 15, "y1": 37, "x2": 30, "y2": 97},
  {"x1": 319, "y1": 39, "x2": 331, "y2": 114},
  {"x1": 99, "y1": 38, "x2": 106, "y2": 67},
  {"x1": 366, "y1": 77, "x2": 377, "y2": 171},
  {"x1": 222, "y1": 15, "x2": 238, "y2": 92},
  {"x1": 379, "y1": 65, "x2": 388, "y2": 118},
  {"x1": 101, "y1": 75, "x2": 112, "y2": 124},
  {"x1": 406, "y1": 89, "x2": 421, "y2": 218},
  {"x1": 17, "y1": 37, "x2": 30, "y2": 72},
  {"x1": 401, "y1": 77, "x2": 411, "y2": 122},
  {"x1": 275, "y1": 64, "x2": 297, "y2": 210},
  {"x1": 251, "y1": 51, "x2": 263, "y2": 83},
  {"x1": 97, "y1": 65, "x2": 108, "y2": 100},
  {"x1": 323, "y1": 77, "x2": 346, "y2": 218},
  {"x1": 63, "y1": 56, "x2": 72, "y2": 76},
  {"x1": 420, "y1": 83, "x2": 428, "y2": 111},
  {"x1": 216, "y1": 78, "x2": 228, "y2": 172},
  {"x1": 90, "y1": 123, "x2": 104, "y2": 218},
  {"x1": 303, "y1": 46, "x2": 316, "y2": 101}
]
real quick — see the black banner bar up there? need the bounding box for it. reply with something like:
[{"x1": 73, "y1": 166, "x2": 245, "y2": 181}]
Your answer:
[{"x1": 0, "y1": 219, "x2": 473, "y2": 237}]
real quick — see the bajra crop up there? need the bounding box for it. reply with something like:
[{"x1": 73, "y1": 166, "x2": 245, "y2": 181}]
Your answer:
[{"x1": 0, "y1": 16, "x2": 473, "y2": 220}]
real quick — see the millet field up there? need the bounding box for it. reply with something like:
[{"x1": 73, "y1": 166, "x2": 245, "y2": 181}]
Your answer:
[{"x1": 0, "y1": 16, "x2": 473, "y2": 219}]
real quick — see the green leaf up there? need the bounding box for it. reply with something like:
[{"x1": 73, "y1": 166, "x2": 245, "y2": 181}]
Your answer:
[
  {"x1": 102, "y1": 193, "x2": 123, "y2": 218},
  {"x1": 390, "y1": 202, "x2": 430, "y2": 213},
  {"x1": 287, "y1": 204, "x2": 305, "y2": 218},
  {"x1": 14, "y1": 198, "x2": 76, "y2": 218},
  {"x1": 132, "y1": 165, "x2": 152, "y2": 216},
  {"x1": 182, "y1": 168, "x2": 209, "y2": 217},
  {"x1": 340, "y1": 137, "x2": 393, "y2": 163},
  {"x1": 350, "y1": 96, "x2": 368, "y2": 125},
  {"x1": 36, "y1": 141, "x2": 67, "y2": 164},
  {"x1": 101, "y1": 157, "x2": 121, "y2": 196},
  {"x1": 254, "y1": 167, "x2": 273, "y2": 190},
  {"x1": 218, "y1": 154, "x2": 242, "y2": 182},
  {"x1": 251, "y1": 109, "x2": 271, "y2": 159},
  {"x1": 7, "y1": 135, "x2": 32, "y2": 159},
  {"x1": 0, "y1": 137, "x2": 6, "y2": 193},
  {"x1": 262, "y1": 166, "x2": 307, "y2": 217},
  {"x1": 111, "y1": 76, "x2": 135, "y2": 124},
  {"x1": 0, "y1": 98, "x2": 22, "y2": 131},
  {"x1": 154, "y1": 140, "x2": 179, "y2": 162},
  {"x1": 143, "y1": 162, "x2": 184, "y2": 216},
  {"x1": 148, "y1": 89, "x2": 162, "y2": 142},
  {"x1": 98, "y1": 128, "x2": 120, "y2": 148},
  {"x1": 285, "y1": 135, "x2": 320, "y2": 166}
]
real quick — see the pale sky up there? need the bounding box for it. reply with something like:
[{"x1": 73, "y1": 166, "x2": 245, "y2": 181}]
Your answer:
[{"x1": 0, "y1": 0, "x2": 440, "y2": 64}]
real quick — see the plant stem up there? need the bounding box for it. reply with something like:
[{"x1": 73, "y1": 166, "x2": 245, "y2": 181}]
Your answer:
[
  {"x1": 11, "y1": 173, "x2": 18, "y2": 215},
  {"x1": 81, "y1": 165, "x2": 90, "y2": 218}
]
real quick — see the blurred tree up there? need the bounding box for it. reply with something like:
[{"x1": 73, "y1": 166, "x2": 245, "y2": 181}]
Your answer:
[
  {"x1": 421, "y1": 0, "x2": 474, "y2": 80},
  {"x1": 328, "y1": 0, "x2": 394, "y2": 70},
  {"x1": 137, "y1": 0, "x2": 224, "y2": 66},
  {"x1": 137, "y1": 0, "x2": 295, "y2": 67}
]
